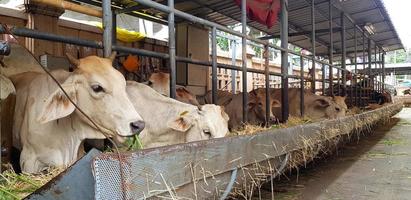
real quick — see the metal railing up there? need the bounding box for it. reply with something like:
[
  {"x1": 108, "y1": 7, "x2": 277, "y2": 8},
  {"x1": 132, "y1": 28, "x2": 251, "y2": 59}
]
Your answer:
[{"x1": 0, "y1": 0, "x2": 390, "y2": 124}]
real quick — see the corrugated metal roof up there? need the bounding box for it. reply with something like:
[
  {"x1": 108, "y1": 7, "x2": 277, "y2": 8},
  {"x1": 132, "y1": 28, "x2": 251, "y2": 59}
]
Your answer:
[{"x1": 83, "y1": 0, "x2": 404, "y2": 58}]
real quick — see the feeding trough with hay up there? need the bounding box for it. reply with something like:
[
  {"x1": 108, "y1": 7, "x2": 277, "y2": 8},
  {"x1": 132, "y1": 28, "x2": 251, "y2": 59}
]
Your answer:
[{"x1": 22, "y1": 103, "x2": 402, "y2": 199}]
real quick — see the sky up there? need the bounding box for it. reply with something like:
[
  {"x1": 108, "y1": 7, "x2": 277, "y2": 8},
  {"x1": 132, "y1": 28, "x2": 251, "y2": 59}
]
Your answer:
[{"x1": 383, "y1": 0, "x2": 411, "y2": 49}]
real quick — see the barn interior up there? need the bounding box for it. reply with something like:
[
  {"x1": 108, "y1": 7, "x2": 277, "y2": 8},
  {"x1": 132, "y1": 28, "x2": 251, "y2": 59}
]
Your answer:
[{"x1": 0, "y1": 0, "x2": 406, "y2": 199}]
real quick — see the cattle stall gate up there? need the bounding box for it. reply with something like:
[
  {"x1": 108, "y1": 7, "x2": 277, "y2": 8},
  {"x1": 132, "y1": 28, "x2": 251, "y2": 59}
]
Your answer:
[{"x1": 0, "y1": 0, "x2": 404, "y2": 199}]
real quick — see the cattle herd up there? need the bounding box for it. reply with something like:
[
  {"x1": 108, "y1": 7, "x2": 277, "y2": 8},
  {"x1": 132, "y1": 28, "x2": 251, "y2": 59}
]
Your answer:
[{"x1": 0, "y1": 45, "x2": 391, "y2": 174}]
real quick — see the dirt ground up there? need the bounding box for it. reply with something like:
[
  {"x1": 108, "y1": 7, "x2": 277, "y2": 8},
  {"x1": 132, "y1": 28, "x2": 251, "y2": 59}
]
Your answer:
[{"x1": 255, "y1": 107, "x2": 411, "y2": 200}]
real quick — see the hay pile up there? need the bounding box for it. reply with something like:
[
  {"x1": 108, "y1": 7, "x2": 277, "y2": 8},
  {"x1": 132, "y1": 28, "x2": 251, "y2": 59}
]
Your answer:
[
  {"x1": 0, "y1": 167, "x2": 63, "y2": 199},
  {"x1": 230, "y1": 116, "x2": 313, "y2": 136}
]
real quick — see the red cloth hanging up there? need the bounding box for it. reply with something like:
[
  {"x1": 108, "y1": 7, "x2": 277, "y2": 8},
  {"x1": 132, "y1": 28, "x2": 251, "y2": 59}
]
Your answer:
[{"x1": 234, "y1": 0, "x2": 281, "y2": 28}]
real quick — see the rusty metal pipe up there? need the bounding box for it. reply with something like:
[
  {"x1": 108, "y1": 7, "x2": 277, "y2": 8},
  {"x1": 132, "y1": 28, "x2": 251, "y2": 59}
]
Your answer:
[{"x1": 31, "y1": 0, "x2": 102, "y2": 18}]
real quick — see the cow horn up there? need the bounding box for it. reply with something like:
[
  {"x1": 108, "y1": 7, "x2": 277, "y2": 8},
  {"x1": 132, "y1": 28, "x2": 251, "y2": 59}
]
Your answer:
[
  {"x1": 109, "y1": 51, "x2": 117, "y2": 62},
  {"x1": 65, "y1": 53, "x2": 80, "y2": 66}
]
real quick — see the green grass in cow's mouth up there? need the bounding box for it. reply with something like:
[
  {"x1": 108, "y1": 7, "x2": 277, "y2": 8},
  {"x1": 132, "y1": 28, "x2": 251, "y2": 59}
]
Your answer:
[
  {"x1": 0, "y1": 167, "x2": 62, "y2": 199},
  {"x1": 105, "y1": 134, "x2": 144, "y2": 152},
  {"x1": 124, "y1": 134, "x2": 144, "y2": 150}
]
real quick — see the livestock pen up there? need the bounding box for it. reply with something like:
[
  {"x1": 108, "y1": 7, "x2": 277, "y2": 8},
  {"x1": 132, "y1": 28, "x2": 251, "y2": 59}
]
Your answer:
[{"x1": 0, "y1": 0, "x2": 405, "y2": 199}]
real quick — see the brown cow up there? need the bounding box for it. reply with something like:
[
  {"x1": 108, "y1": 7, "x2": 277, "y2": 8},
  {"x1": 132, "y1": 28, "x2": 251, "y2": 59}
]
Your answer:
[
  {"x1": 213, "y1": 88, "x2": 281, "y2": 129},
  {"x1": 270, "y1": 88, "x2": 347, "y2": 121},
  {"x1": 196, "y1": 90, "x2": 233, "y2": 105}
]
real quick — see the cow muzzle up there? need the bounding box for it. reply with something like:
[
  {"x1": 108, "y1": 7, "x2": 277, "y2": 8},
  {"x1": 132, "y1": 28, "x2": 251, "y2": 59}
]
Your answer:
[{"x1": 130, "y1": 120, "x2": 145, "y2": 135}]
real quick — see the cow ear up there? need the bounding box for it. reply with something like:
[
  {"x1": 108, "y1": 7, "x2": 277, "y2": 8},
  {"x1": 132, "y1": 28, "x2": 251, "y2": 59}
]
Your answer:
[
  {"x1": 167, "y1": 115, "x2": 193, "y2": 132},
  {"x1": 314, "y1": 98, "x2": 330, "y2": 108},
  {"x1": 66, "y1": 53, "x2": 80, "y2": 66},
  {"x1": 38, "y1": 83, "x2": 77, "y2": 124},
  {"x1": 220, "y1": 106, "x2": 230, "y2": 121},
  {"x1": 272, "y1": 100, "x2": 281, "y2": 108}
]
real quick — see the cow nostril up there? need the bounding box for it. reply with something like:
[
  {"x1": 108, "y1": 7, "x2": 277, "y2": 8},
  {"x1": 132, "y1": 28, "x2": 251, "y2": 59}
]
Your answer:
[{"x1": 130, "y1": 120, "x2": 145, "y2": 134}]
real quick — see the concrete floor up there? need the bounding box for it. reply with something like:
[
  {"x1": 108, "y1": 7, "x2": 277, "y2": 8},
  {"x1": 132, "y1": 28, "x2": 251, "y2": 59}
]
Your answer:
[{"x1": 258, "y1": 107, "x2": 411, "y2": 200}]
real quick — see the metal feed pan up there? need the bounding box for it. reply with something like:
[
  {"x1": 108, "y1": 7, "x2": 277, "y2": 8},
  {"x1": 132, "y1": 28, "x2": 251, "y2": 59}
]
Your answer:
[{"x1": 93, "y1": 103, "x2": 403, "y2": 199}]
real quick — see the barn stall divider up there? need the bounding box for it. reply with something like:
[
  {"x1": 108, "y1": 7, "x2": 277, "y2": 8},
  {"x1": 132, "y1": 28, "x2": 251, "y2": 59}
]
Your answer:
[
  {"x1": 25, "y1": 102, "x2": 403, "y2": 199},
  {"x1": 0, "y1": 0, "x2": 403, "y2": 198}
]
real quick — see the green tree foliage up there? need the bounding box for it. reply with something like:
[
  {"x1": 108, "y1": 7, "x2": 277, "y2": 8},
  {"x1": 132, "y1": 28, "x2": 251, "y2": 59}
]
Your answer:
[
  {"x1": 216, "y1": 37, "x2": 229, "y2": 51},
  {"x1": 386, "y1": 49, "x2": 411, "y2": 64}
]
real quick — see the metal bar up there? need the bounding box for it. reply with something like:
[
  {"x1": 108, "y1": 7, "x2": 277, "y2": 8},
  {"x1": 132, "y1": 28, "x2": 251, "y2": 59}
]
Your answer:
[
  {"x1": 102, "y1": 0, "x2": 112, "y2": 57},
  {"x1": 300, "y1": 56, "x2": 304, "y2": 117},
  {"x1": 241, "y1": 0, "x2": 248, "y2": 123},
  {"x1": 337, "y1": 69, "x2": 340, "y2": 95},
  {"x1": 379, "y1": 48, "x2": 382, "y2": 88},
  {"x1": 0, "y1": 25, "x2": 102, "y2": 48},
  {"x1": 264, "y1": 45, "x2": 270, "y2": 126},
  {"x1": 168, "y1": 0, "x2": 176, "y2": 99},
  {"x1": 260, "y1": 28, "x2": 341, "y2": 39},
  {"x1": 231, "y1": 40, "x2": 237, "y2": 93},
  {"x1": 368, "y1": 38, "x2": 372, "y2": 104},
  {"x1": 328, "y1": 0, "x2": 333, "y2": 96},
  {"x1": 311, "y1": 0, "x2": 316, "y2": 94},
  {"x1": 336, "y1": 61, "x2": 384, "y2": 66},
  {"x1": 211, "y1": 27, "x2": 218, "y2": 104},
  {"x1": 341, "y1": 12, "x2": 346, "y2": 97},
  {"x1": 0, "y1": 25, "x2": 287, "y2": 78},
  {"x1": 362, "y1": 32, "x2": 365, "y2": 106},
  {"x1": 112, "y1": 12, "x2": 117, "y2": 46},
  {"x1": 382, "y1": 53, "x2": 385, "y2": 90},
  {"x1": 354, "y1": 29, "x2": 358, "y2": 106},
  {"x1": 322, "y1": 64, "x2": 326, "y2": 95},
  {"x1": 281, "y1": 0, "x2": 289, "y2": 122}
]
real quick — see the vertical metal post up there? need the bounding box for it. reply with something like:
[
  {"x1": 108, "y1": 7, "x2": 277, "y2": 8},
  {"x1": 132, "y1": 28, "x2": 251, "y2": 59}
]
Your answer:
[
  {"x1": 231, "y1": 40, "x2": 237, "y2": 93},
  {"x1": 341, "y1": 12, "x2": 346, "y2": 96},
  {"x1": 311, "y1": 0, "x2": 316, "y2": 94},
  {"x1": 368, "y1": 38, "x2": 372, "y2": 103},
  {"x1": 322, "y1": 64, "x2": 326, "y2": 95},
  {"x1": 379, "y1": 48, "x2": 382, "y2": 91},
  {"x1": 337, "y1": 69, "x2": 340, "y2": 95},
  {"x1": 281, "y1": 0, "x2": 289, "y2": 121},
  {"x1": 264, "y1": 45, "x2": 271, "y2": 125},
  {"x1": 374, "y1": 44, "x2": 377, "y2": 94},
  {"x1": 112, "y1": 12, "x2": 117, "y2": 46},
  {"x1": 211, "y1": 27, "x2": 218, "y2": 104},
  {"x1": 328, "y1": 0, "x2": 334, "y2": 97},
  {"x1": 241, "y1": 0, "x2": 248, "y2": 123},
  {"x1": 102, "y1": 0, "x2": 112, "y2": 57},
  {"x1": 362, "y1": 32, "x2": 366, "y2": 106},
  {"x1": 168, "y1": 0, "x2": 176, "y2": 98},
  {"x1": 300, "y1": 56, "x2": 304, "y2": 116},
  {"x1": 354, "y1": 29, "x2": 358, "y2": 106},
  {"x1": 382, "y1": 52, "x2": 385, "y2": 90}
]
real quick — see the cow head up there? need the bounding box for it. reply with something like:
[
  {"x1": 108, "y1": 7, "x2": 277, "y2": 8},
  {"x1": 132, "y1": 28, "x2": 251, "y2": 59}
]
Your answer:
[
  {"x1": 310, "y1": 96, "x2": 347, "y2": 119},
  {"x1": 167, "y1": 104, "x2": 229, "y2": 142},
  {"x1": 248, "y1": 88, "x2": 281, "y2": 123},
  {"x1": 147, "y1": 72, "x2": 170, "y2": 96},
  {"x1": 38, "y1": 53, "x2": 145, "y2": 142}
]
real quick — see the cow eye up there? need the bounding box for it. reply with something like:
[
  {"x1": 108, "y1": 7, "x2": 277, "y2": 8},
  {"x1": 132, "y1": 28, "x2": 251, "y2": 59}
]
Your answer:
[
  {"x1": 335, "y1": 107, "x2": 341, "y2": 112},
  {"x1": 91, "y1": 84, "x2": 105, "y2": 93},
  {"x1": 203, "y1": 129, "x2": 212, "y2": 138}
]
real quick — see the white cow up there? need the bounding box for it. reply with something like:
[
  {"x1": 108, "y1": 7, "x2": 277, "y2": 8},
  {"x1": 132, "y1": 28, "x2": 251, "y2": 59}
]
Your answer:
[
  {"x1": 126, "y1": 81, "x2": 229, "y2": 148},
  {"x1": 10, "y1": 53, "x2": 145, "y2": 173}
]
